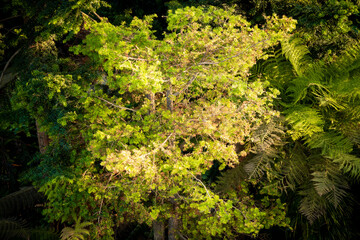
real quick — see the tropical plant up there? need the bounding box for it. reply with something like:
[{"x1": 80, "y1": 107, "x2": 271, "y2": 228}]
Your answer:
[
  {"x1": 3, "y1": 0, "x2": 360, "y2": 239},
  {"x1": 0, "y1": 187, "x2": 59, "y2": 240},
  {"x1": 248, "y1": 38, "x2": 360, "y2": 239},
  {"x1": 60, "y1": 215, "x2": 92, "y2": 240}
]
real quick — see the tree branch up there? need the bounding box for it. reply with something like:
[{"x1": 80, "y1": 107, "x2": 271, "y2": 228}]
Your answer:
[
  {"x1": 0, "y1": 48, "x2": 21, "y2": 87},
  {"x1": 198, "y1": 39, "x2": 269, "y2": 65},
  {"x1": 175, "y1": 73, "x2": 199, "y2": 96},
  {"x1": 0, "y1": 15, "x2": 20, "y2": 23},
  {"x1": 142, "y1": 133, "x2": 174, "y2": 158},
  {"x1": 191, "y1": 172, "x2": 211, "y2": 198},
  {"x1": 92, "y1": 11, "x2": 103, "y2": 21},
  {"x1": 81, "y1": 11, "x2": 96, "y2": 22},
  {"x1": 95, "y1": 96, "x2": 136, "y2": 112},
  {"x1": 98, "y1": 173, "x2": 114, "y2": 223}
]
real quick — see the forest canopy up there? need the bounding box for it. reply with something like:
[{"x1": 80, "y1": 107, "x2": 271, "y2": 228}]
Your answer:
[{"x1": 1, "y1": 1, "x2": 360, "y2": 240}]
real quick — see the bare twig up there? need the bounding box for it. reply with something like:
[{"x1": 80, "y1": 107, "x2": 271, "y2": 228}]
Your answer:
[
  {"x1": 95, "y1": 96, "x2": 136, "y2": 112},
  {"x1": 98, "y1": 173, "x2": 114, "y2": 223},
  {"x1": 81, "y1": 11, "x2": 96, "y2": 22},
  {"x1": 114, "y1": 55, "x2": 159, "y2": 62},
  {"x1": 175, "y1": 73, "x2": 199, "y2": 96},
  {"x1": 4, "y1": 26, "x2": 21, "y2": 37},
  {"x1": 141, "y1": 133, "x2": 174, "y2": 158},
  {"x1": 92, "y1": 11, "x2": 103, "y2": 21},
  {"x1": 0, "y1": 48, "x2": 21, "y2": 86},
  {"x1": 191, "y1": 172, "x2": 211, "y2": 198},
  {"x1": 0, "y1": 15, "x2": 20, "y2": 23},
  {"x1": 198, "y1": 39, "x2": 270, "y2": 65},
  {"x1": 178, "y1": 233, "x2": 189, "y2": 240},
  {"x1": 126, "y1": 56, "x2": 151, "y2": 61},
  {"x1": 232, "y1": 205, "x2": 248, "y2": 220}
]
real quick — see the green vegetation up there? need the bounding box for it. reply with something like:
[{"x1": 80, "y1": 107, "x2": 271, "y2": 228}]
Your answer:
[{"x1": 1, "y1": 0, "x2": 359, "y2": 239}]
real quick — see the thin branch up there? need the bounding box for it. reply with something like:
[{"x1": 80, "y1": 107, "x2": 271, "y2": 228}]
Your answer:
[
  {"x1": 98, "y1": 173, "x2": 114, "y2": 223},
  {"x1": 115, "y1": 55, "x2": 159, "y2": 62},
  {"x1": 92, "y1": 11, "x2": 103, "y2": 21},
  {"x1": 198, "y1": 39, "x2": 270, "y2": 65},
  {"x1": 0, "y1": 48, "x2": 21, "y2": 86},
  {"x1": 159, "y1": 132, "x2": 174, "y2": 150},
  {"x1": 81, "y1": 11, "x2": 96, "y2": 22},
  {"x1": 175, "y1": 73, "x2": 199, "y2": 96},
  {"x1": 141, "y1": 133, "x2": 174, "y2": 158},
  {"x1": 232, "y1": 205, "x2": 248, "y2": 220},
  {"x1": 191, "y1": 172, "x2": 211, "y2": 198},
  {"x1": 4, "y1": 26, "x2": 21, "y2": 37},
  {"x1": 0, "y1": 15, "x2": 20, "y2": 23},
  {"x1": 95, "y1": 96, "x2": 136, "y2": 112},
  {"x1": 178, "y1": 233, "x2": 189, "y2": 240}
]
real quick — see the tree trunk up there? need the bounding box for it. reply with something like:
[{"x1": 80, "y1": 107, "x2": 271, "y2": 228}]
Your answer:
[
  {"x1": 146, "y1": 92, "x2": 166, "y2": 240},
  {"x1": 35, "y1": 120, "x2": 50, "y2": 154},
  {"x1": 168, "y1": 215, "x2": 179, "y2": 240},
  {"x1": 146, "y1": 92, "x2": 155, "y2": 114},
  {"x1": 166, "y1": 89, "x2": 173, "y2": 113},
  {"x1": 153, "y1": 220, "x2": 165, "y2": 240},
  {"x1": 167, "y1": 87, "x2": 179, "y2": 240}
]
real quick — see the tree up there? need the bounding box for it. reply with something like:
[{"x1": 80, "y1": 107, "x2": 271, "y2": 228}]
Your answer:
[{"x1": 10, "y1": 5, "x2": 297, "y2": 239}]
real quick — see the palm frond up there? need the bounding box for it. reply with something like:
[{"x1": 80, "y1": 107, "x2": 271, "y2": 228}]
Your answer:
[
  {"x1": 0, "y1": 186, "x2": 42, "y2": 217},
  {"x1": 0, "y1": 218, "x2": 29, "y2": 240}
]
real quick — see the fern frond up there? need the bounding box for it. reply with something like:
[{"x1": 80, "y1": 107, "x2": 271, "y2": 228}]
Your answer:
[
  {"x1": 284, "y1": 105, "x2": 324, "y2": 140},
  {"x1": 305, "y1": 132, "x2": 353, "y2": 158},
  {"x1": 330, "y1": 74, "x2": 360, "y2": 101},
  {"x1": 215, "y1": 164, "x2": 248, "y2": 194},
  {"x1": 60, "y1": 215, "x2": 92, "y2": 240},
  {"x1": 281, "y1": 38, "x2": 331, "y2": 103},
  {"x1": 61, "y1": 226, "x2": 90, "y2": 240},
  {"x1": 311, "y1": 87, "x2": 346, "y2": 110},
  {"x1": 328, "y1": 40, "x2": 360, "y2": 77},
  {"x1": 252, "y1": 49, "x2": 296, "y2": 90},
  {"x1": 0, "y1": 186, "x2": 42, "y2": 217},
  {"x1": 347, "y1": 105, "x2": 360, "y2": 121},
  {"x1": 278, "y1": 143, "x2": 309, "y2": 191},
  {"x1": 298, "y1": 186, "x2": 327, "y2": 224},
  {"x1": 323, "y1": 41, "x2": 360, "y2": 103},
  {"x1": 336, "y1": 121, "x2": 360, "y2": 144},
  {"x1": 332, "y1": 154, "x2": 360, "y2": 179},
  {"x1": 281, "y1": 38, "x2": 312, "y2": 76},
  {"x1": 245, "y1": 119, "x2": 285, "y2": 179},
  {"x1": 311, "y1": 170, "x2": 349, "y2": 207},
  {"x1": 245, "y1": 152, "x2": 277, "y2": 179},
  {"x1": 286, "y1": 76, "x2": 311, "y2": 103}
]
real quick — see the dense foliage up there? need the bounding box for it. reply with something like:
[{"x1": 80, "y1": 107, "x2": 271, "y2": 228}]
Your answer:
[{"x1": 1, "y1": 0, "x2": 360, "y2": 240}]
